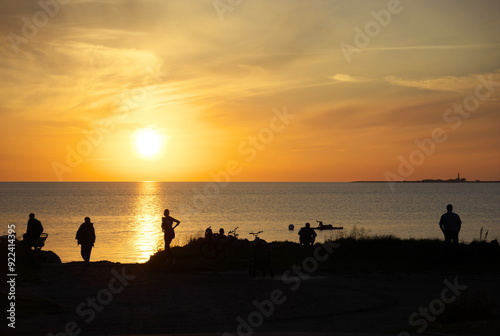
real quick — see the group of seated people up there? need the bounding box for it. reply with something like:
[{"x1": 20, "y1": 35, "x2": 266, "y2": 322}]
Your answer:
[
  {"x1": 205, "y1": 224, "x2": 317, "y2": 246},
  {"x1": 204, "y1": 227, "x2": 227, "y2": 241}
]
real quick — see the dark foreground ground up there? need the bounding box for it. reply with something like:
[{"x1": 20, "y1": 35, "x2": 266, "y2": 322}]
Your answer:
[{"x1": 4, "y1": 237, "x2": 500, "y2": 336}]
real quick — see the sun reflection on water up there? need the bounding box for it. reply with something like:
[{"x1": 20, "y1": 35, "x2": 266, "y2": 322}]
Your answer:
[{"x1": 131, "y1": 181, "x2": 163, "y2": 263}]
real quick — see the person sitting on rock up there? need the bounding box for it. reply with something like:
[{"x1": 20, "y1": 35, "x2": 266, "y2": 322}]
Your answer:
[
  {"x1": 298, "y1": 222, "x2": 317, "y2": 246},
  {"x1": 23, "y1": 213, "x2": 44, "y2": 250}
]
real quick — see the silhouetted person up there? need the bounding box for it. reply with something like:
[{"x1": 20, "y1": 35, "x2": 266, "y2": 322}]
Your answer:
[
  {"x1": 298, "y1": 222, "x2": 317, "y2": 246},
  {"x1": 218, "y1": 228, "x2": 226, "y2": 238},
  {"x1": 76, "y1": 217, "x2": 96, "y2": 266},
  {"x1": 439, "y1": 204, "x2": 462, "y2": 247},
  {"x1": 23, "y1": 213, "x2": 44, "y2": 250},
  {"x1": 214, "y1": 228, "x2": 227, "y2": 246},
  {"x1": 162, "y1": 209, "x2": 180, "y2": 264}
]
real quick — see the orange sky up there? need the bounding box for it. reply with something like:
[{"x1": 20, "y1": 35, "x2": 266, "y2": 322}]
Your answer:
[{"x1": 1, "y1": 0, "x2": 499, "y2": 182}]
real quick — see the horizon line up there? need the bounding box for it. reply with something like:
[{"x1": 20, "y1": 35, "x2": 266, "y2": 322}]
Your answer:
[{"x1": 1, "y1": 180, "x2": 500, "y2": 183}]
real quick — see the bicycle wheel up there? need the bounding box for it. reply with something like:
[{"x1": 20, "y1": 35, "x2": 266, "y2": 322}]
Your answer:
[{"x1": 200, "y1": 240, "x2": 217, "y2": 259}]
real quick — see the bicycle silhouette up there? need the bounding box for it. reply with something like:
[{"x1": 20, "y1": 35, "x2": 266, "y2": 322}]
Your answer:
[{"x1": 248, "y1": 231, "x2": 274, "y2": 278}]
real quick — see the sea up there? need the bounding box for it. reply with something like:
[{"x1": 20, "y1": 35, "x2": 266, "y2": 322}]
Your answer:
[{"x1": 1, "y1": 182, "x2": 499, "y2": 263}]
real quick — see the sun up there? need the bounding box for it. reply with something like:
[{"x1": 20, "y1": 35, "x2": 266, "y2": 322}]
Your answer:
[{"x1": 133, "y1": 128, "x2": 164, "y2": 158}]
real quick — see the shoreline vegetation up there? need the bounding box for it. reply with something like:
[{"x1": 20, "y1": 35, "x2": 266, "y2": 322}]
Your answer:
[
  {"x1": 146, "y1": 227, "x2": 500, "y2": 273},
  {"x1": 4, "y1": 226, "x2": 500, "y2": 272},
  {"x1": 2, "y1": 227, "x2": 500, "y2": 335}
]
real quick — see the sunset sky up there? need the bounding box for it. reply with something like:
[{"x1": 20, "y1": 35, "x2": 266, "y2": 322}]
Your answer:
[{"x1": 1, "y1": 0, "x2": 499, "y2": 182}]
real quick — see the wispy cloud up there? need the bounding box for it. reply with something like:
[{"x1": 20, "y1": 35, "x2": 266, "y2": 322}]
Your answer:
[
  {"x1": 1, "y1": 0, "x2": 499, "y2": 181},
  {"x1": 330, "y1": 74, "x2": 374, "y2": 83},
  {"x1": 385, "y1": 71, "x2": 500, "y2": 94},
  {"x1": 365, "y1": 43, "x2": 500, "y2": 52}
]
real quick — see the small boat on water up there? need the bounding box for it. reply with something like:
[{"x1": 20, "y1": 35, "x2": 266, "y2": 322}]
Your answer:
[
  {"x1": 313, "y1": 224, "x2": 343, "y2": 230},
  {"x1": 289, "y1": 221, "x2": 343, "y2": 231},
  {"x1": 313, "y1": 221, "x2": 343, "y2": 230}
]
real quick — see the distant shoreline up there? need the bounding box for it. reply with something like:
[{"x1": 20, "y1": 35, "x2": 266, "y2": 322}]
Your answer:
[
  {"x1": 1, "y1": 180, "x2": 500, "y2": 183},
  {"x1": 352, "y1": 180, "x2": 500, "y2": 183}
]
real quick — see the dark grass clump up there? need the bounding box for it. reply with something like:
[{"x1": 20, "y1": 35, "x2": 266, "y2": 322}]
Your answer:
[
  {"x1": 144, "y1": 228, "x2": 500, "y2": 274},
  {"x1": 146, "y1": 237, "x2": 256, "y2": 272},
  {"x1": 321, "y1": 226, "x2": 500, "y2": 272},
  {"x1": 428, "y1": 289, "x2": 500, "y2": 335},
  {"x1": 0, "y1": 235, "x2": 43, "y2": 283}
]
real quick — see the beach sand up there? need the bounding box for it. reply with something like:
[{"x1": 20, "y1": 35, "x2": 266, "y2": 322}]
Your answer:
[{"x1": 9, "y1": 261, "x2": 500, "y2": 336}]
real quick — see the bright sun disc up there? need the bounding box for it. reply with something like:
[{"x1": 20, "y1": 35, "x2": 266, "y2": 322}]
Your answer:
[{"x1": 134, "y1": 128, "x2": 163, "y2": 158}]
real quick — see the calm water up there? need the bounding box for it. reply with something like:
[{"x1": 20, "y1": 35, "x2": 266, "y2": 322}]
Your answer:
[{"x1": 1, "y1": 182, "x2": 499, "y2": 263}]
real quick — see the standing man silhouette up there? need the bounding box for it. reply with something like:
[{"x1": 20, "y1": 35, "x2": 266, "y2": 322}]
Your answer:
[
  {"x1": 162, "y1": 209, "x2": 180, "y2": 264},
  {"x1": 76, "y1": 217, "x2": 96, "y2": 266},
  {"x1": 439, "y1": 204, "x2": 462, "y2": 247}
]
